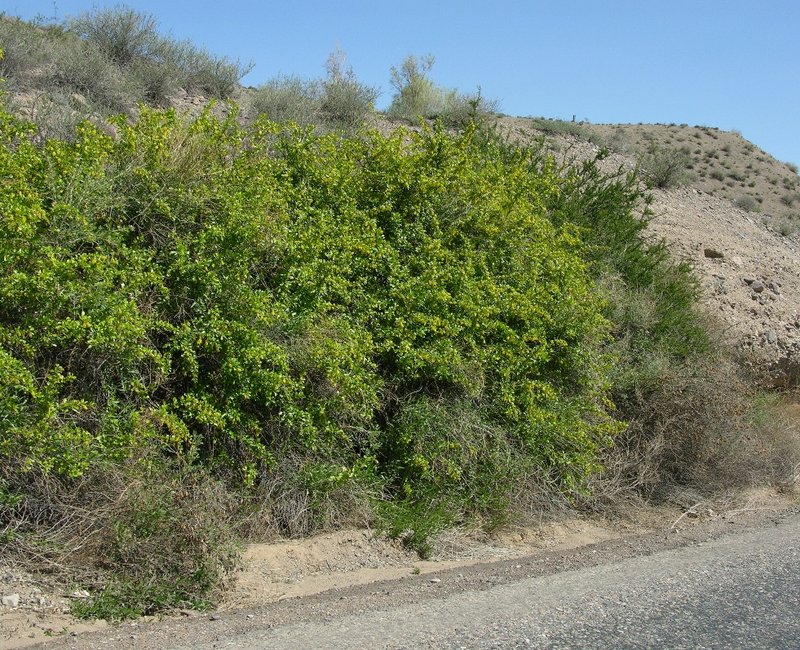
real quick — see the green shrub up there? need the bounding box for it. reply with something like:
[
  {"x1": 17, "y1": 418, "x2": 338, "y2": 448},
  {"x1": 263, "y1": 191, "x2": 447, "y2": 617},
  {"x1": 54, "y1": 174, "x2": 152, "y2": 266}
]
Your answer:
[
  {"x1": 0, "y1": 106, "x2": 618, "y2": 548},
  {"x1": 251, "y1": 75, "x2": 320, "y2": 125},
  {"x1": 1, "y1": 97, "x2": 736, "y2": 569},
  {"x1": 319, "y1": 49, "x2": 378, "y2": 129},
  {"x1": 638, "y1": 143, "x2": 692, "y2": 188},
  {"x1": 387, "y1": 54, "x2": 496, "y2": 126},
  {"x1": 387, "y1": 54, "x2": 443, "y2": 122},
  {"x1": 168, "y1": 41, "x2": 252, "y2": 98}
]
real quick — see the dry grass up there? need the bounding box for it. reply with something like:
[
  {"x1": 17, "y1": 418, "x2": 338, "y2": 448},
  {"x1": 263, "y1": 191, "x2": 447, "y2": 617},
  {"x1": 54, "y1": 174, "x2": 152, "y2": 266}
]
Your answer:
[
  {"x1": 586, "y1": 355, "x2": 800, "y2": 510},
  {"x1": 0, "y1": 451, "x2": 241, "y2": 614}
]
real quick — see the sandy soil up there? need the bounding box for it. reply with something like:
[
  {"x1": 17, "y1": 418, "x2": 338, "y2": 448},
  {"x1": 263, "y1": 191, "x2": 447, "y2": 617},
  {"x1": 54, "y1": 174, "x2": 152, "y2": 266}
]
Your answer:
[{"x1": 3, "y1": 489, "x2": 796, "y2": 649}]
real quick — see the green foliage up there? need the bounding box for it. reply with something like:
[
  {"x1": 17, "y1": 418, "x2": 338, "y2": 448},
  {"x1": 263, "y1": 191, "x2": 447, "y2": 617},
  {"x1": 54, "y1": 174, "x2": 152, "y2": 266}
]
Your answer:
[
  {"x1": 0, "y1": 105, "x2": 618, "y2": 546},
  {"x1": 50, "y1": 38, "x2": 132, "y2": 113},
  {"x1": 387, "y1": 55, "x2": 497, "y2": 126},
  {"x1": 533, "y1": 144, "x2": 709, "y2": 428},
  {"x1": 638, "y1": 143, "x2": 692, "y2": 188}
]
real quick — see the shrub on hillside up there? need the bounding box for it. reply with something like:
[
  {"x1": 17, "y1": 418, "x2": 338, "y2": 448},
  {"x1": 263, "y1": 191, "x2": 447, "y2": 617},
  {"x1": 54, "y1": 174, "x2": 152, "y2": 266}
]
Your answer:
[
  {"x1": 387, "y1": 54, "x2": 497, "y2": 126},
  {"x1": 253, "y1": 51, "x2": 376, "y2": 130},
  {"x1": 319, "y1": 49, "x2": 378, "y2": 129},
  {"x1": 0, "y1": 16, "x2": 51, "y2": 83},
  {"x1": 735, "y1": 195, "x2": 758, "y2": 212},
  {"x1": 49, "y1": 39, "x2": 133, "y2": 113},
  {"x1": 251, "y1": 75, "x2": 320, "y2": 125},
  {"x1": 67, "y1": 6, "x2": 163, "y2": 67},
  {"x1": 638, "y1": 143, "x2": 692, "y2": 189},
  {"x1": 67, "y1": 6, "x2": 251, "y2": 101}
]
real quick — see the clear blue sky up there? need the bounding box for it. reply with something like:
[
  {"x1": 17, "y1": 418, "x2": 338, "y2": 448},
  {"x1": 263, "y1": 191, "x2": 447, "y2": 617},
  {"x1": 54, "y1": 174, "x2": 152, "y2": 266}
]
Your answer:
[{"x1": 5, "y1": 0, "x2": 800, "y2": 166}]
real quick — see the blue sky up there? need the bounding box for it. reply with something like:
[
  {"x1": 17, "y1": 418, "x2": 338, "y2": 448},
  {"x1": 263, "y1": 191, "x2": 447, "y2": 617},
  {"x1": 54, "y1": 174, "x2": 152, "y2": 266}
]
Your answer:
[{"x1": 5, "y1": 0, "x2": 799, "y2": 166}]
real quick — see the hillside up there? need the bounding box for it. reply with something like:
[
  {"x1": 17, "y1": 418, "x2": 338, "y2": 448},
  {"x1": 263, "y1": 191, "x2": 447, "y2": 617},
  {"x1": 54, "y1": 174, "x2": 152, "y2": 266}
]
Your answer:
[
  {"x1": 483, "y1": 117, "x2": 800, "y2": 385},
  {"x1": 0, "y1": 8, "x2": 798, "y2": 643}
]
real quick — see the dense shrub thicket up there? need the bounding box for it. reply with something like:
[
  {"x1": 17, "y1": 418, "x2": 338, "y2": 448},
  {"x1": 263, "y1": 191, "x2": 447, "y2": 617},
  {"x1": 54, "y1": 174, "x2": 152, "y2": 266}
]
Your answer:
[
  {"x1": 0, "y1": 104, "x2": 618, "y2": 496},
  {"x1": 0, "y1": 99, "x2": 716, "y2": 612}
]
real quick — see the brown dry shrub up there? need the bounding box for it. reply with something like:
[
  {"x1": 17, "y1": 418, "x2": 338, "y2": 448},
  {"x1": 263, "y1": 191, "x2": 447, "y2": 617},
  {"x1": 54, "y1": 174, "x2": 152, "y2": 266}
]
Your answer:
[
  {"x1": 588, "y1": 354, "x2": 800, "y2": 507},
  {"x1": 0, "y1": 451, "x2": 241, "y2": 614},
  {"x1": 234, "y1": 454, "x2": 377, "y2": 541}
]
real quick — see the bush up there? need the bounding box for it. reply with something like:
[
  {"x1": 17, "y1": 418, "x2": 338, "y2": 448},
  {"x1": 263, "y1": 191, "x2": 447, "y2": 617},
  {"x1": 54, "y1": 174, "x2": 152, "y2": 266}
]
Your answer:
[
  {"x1": 168, "y1": 41, "x2": 252, "y2": 98},
  {"x1": 387, "y1": 54, "x2": 497, "y2": 126},
  {"x1": 387, "y1": 54, "x2": 442, "y2": 121},
  {"x1": 638, "y1": 143, "x2": 692, "y2": 188},
  {"x1": 251, "y1": 75, "x2": 320, "y2": 125},
  {"x1": 67, "y1": 6, "x2": 251, "y2": 101},
  {"x1": 0, "y1": 16, "x2": 50, "y2": 83},
  {"x1": 67, "y1": 6, "x2": 163, "y2": 67},
  {"x1": 49, "y1": 38, "x2": 133, "y2": 113},
  {"x1": 0, "y1": 106, "x2": 619, "y2": 552},
  {"x1": 0, "y1": 453, "x2": 240, "y2": 619},
  {"x1": 735, "y1": 195, "x2": 758, "y2": 212},
  {"x1": 252, "y1": 51, "x2": 376, "y2": 130},
  {"x1": 319, "y1": 49, "x2": 378, "y2": 129}
]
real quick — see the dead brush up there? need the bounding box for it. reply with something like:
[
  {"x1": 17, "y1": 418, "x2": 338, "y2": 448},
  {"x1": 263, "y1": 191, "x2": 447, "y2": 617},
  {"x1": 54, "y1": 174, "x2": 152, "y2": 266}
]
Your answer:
[
  {"x1": 234, "y1": 453, "x2": 377, "y2": 541},
  {"x1": 0, "y1": 450, "x2": 241, "y2": 618},
  {"x1": 586, "y1": 354, "x2": 800, "y2": 509}
]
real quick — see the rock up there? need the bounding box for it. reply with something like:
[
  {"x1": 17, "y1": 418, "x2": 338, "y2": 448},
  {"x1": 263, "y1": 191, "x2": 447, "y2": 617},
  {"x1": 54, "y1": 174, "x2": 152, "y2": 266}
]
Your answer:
[
  {"x1": 751, "y1": 280, "x2": 765, "y2": 293},
  {"x1": 429, "y1": 578, "x2": 441, "y2": 584},
  {"x1": 70, "y1": 589, "x2": 90, "y2": 599},
  {"x1": 767, "y1": 330, "x2": 778, "y2": 344},
  {"x1": 730, "y1": 255, "x2": 744, "y2": 268},
  {"x1": 769, "y1": 281, "x2": 782, "y2": 295},
  {"x1": 743, "y1": 275, "x2": 756, "y2": 285},
  {"x1": 2, "y1": 594, "x2": 20, "y2": 608},
  {"x1": 703, "y1": 247, "x2": 724, "y2": 259}
]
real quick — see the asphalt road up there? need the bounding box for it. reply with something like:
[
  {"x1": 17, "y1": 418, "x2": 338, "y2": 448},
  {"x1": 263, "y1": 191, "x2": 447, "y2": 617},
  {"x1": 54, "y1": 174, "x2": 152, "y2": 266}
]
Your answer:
[
  {"x1": 48, "y1": 510, "x2": 800, "y2": 650},
  {"x1": 180, "y1": 514, "x2": 800, "y2": 649}
]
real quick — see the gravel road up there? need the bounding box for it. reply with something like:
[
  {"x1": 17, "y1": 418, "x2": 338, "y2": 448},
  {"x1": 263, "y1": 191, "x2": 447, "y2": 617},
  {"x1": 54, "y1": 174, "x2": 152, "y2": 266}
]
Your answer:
[{"x1": 41, "y1": 507, "x2": 799, "y2": 650}]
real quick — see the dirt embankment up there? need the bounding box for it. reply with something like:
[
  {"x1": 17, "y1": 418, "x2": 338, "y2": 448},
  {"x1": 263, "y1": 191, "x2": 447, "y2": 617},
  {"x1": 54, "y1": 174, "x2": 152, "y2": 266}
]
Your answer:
[{"x1": 645, "y1": 187, "x2": 800, "y2": 385}]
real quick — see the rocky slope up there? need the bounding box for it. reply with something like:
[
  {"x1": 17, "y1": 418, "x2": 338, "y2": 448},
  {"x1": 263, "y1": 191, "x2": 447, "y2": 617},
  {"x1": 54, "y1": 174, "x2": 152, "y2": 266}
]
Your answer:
[
  {"x1": 496, "y1": 117, "x2": 800, "y2": 386},
  {"x1": 647, "y1": 186, "x2": 800, "y2": 386}
]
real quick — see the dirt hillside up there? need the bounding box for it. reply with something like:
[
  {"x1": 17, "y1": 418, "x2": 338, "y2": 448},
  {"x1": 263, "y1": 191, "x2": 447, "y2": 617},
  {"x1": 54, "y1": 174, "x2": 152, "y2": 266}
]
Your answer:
[{"x1": 496, "y1": 117, "x2": 800, "y2": 386}]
